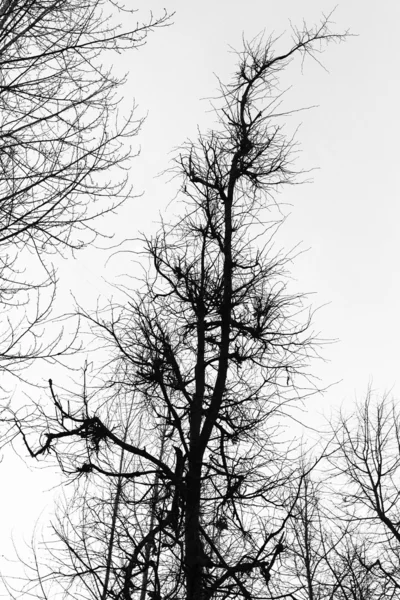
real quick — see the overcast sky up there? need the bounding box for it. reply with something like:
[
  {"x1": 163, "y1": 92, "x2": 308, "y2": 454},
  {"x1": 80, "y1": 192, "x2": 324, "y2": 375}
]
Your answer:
[
  {"x1": 2, "y1": 0, "x2": 400, "y2": 594},
  {"x1": 71, "y1": 0, "x2": 400, "y2": 416},
  {"x1": 124, "y1": 0, "x2": 400, "y2": 414}
]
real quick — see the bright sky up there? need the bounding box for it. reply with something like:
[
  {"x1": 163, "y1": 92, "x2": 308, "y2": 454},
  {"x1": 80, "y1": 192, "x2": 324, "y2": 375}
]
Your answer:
[
  {"x1": 2, "y1": 0, "x2": 400, "y2": 595},
  {"x1": 123, "y1": 0, "x2": 400, "y2": 415}
]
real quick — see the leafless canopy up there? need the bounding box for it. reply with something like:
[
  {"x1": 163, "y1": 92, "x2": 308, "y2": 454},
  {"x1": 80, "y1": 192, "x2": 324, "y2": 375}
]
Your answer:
[{"x1": 0, "y1": 0, "x2": 170, "y2": 377}]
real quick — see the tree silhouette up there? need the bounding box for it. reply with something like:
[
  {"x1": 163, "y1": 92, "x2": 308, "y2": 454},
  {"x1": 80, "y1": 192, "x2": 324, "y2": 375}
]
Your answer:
[{"x1": 15, "y1": 15, "x2": 348, "y2": 600}]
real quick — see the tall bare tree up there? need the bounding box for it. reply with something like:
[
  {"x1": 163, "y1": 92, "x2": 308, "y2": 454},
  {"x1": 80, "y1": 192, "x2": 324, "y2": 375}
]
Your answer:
[{"x1": 16, "y1": 15, "x2": 347, "y2": 600}]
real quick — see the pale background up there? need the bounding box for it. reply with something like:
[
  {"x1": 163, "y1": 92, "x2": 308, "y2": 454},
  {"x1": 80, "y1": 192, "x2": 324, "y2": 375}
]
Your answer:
[{"x1": 1, "y1": 0, "x2": 399, "y2": 594}]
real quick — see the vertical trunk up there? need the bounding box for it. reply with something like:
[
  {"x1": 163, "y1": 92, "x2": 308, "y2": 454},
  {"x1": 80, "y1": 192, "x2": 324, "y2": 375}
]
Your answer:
[
  {"x1": 185, "y1": 459, "x2": 205, "y2": 600},
  {"x1": 186, "y1": 298, "x2": 206, "y2": 600},
  {"x1": 140, "y1": 422, "x2": 168, "y2": 600},
  {"x1": 303, "y1": 503, "x2": 315, "y2": 600},
  {"x1": 198, "y1": 184, "x2": 233, "y2": 451},
  {"x1": 101, "y1": 448, "x2": 125, "y2": 600},
  {"x1": 102, "y1": 406, "x2": 136, "y2": 600},
  {"x1": 185, "y1": 192, "x2": 234, "y2": 598}
]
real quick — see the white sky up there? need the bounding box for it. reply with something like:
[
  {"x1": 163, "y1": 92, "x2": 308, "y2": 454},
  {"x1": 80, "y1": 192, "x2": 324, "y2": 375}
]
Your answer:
[{"x1": 2, "y1": 0, "x2": 400, "y2": 594}]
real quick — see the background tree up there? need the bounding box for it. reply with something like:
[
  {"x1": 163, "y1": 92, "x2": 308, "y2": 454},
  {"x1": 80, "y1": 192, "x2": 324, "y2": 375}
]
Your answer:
[
  {"x1": 0, "y1": 0, "x2": 170, "y2": 381},
  {"x1": 15, "y1": 15, "x2": 347, "y2": 600},
  {"x1": 329, "y1": 391, "x2": 400, "y2": 597},
  {"x1": 280, "y1": 471, "x2": 335, "y2": 600},
  {"x1": 281, "y1": 468, "x2": 390, "y2": 600}
]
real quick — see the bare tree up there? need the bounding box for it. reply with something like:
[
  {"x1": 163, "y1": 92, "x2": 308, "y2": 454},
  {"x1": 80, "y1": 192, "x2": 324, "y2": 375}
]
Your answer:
[
  {"x1": 281, "y1": 468, "x2": 390, "y2": 600},
  {"x1": 330, "y1": 391, "x2": 400, "y2": 597},
  {"x1": 0, "y1": 0, "x2": 170, "y2": 379},
  {"x1": 281, "y1": 471, "x2": 336, "y2": 600},
  {"x1": 16, "y1": 15, "x2": 347, "y2": 600}
]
